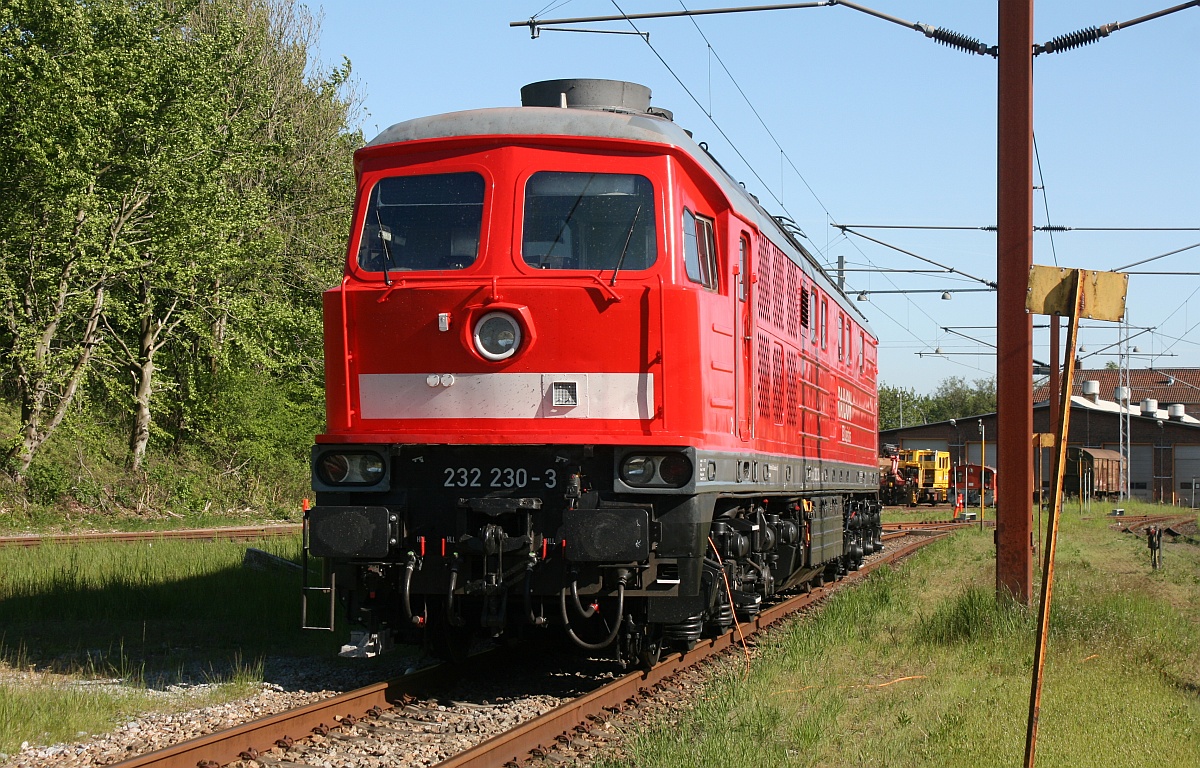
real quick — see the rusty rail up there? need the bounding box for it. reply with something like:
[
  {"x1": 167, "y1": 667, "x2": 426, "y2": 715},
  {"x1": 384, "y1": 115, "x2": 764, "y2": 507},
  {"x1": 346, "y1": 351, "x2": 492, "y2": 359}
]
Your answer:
[
  {"x1": 0, "y1": 524, "x2": 302, "y2": 549},
  {"x1": 882, "y1": 521, "x2": 978, "y2": 535},
  {"x1": 106, "y1": 531, "x2": 945, "y2": 768},
  {"x1": 1113, "y1": 514, "x2": 1196, "y2": 533},
  {"x1": 436, "y1": 532, "x2": 943, "y2": 768},
  {"x1": 107, "y1": 659, "x2": 470, "y2": 768}
]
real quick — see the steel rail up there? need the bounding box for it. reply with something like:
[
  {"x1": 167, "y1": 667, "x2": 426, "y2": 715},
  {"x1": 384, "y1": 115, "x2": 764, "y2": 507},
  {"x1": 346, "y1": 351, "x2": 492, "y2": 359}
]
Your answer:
[
  {"x1": 1115, "y1": 514, "x2": 1196, "y2": 533},
  {"x1": 435, "y1": 533, "x2": 943, "y2": 768},
  {"x1": 105, "y1": 532, "x2": 943, "y2": 768},
  {"x1": 112, "y1": 683, "x2": 393, "y2": 768},
  {"x1": 106, "y1": 659, "x2": 468, "y2": 768},
  {"x1": 882, "y1": 521, "x2": 975, "y2": 531},
  {"x1": 0, "y1": 524, "x2": 302, "y2": 548}
]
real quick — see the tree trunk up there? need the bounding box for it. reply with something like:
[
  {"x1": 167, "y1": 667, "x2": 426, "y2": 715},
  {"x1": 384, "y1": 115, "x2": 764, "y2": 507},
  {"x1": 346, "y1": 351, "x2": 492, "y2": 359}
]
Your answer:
[
  {"x1": 128, "y1": 356, "x2": 155, "y2": 471},
  {"x1": 8, "y1": 283, "x2": 106, "y2": 483},
  {"x1": 11, "y1": 381, "x2": 49, "y2": 483},
  {"x1": 128, "y1": 278, "x2": 160, "y2": 471},
  {"x1": 211, "y1": 275, "x2": 227, "y2": 375}
]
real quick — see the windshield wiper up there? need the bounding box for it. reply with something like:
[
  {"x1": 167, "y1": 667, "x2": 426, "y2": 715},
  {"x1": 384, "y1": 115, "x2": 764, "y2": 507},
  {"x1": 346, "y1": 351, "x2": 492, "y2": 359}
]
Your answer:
[
  {"x1": 610, "y1": 204, "x2": 642, "y2": 286},
  {"x1": 375, "y1": 210, "x2": 395, "y2": 286}
]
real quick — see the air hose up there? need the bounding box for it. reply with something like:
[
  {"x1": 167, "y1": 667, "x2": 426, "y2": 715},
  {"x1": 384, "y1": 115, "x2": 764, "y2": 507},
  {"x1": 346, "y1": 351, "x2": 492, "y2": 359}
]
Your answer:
[{"x1": 560, "y1": 578, "x2": 626, "y2": 651}]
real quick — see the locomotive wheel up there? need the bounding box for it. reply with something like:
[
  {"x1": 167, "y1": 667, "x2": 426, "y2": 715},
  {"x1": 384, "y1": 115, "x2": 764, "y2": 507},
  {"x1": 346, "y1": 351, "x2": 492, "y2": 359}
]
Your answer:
[{"x1": 637, "y1": 626, "x2": 663, "y2": 669}]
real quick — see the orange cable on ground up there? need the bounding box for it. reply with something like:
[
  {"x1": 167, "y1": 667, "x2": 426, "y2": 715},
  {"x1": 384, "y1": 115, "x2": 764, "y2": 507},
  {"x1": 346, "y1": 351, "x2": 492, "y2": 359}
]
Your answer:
[
  {"x1": 864, "y1": 675, "x2": 927, "y2": 688},
  {"x1": 771, "y1": 676, "x2": 926, "y2": 695}
]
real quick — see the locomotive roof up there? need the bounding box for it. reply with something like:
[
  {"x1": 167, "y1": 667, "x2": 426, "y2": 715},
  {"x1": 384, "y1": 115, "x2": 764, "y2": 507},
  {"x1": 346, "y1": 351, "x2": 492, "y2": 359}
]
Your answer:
[{"x1": 368, "y1": 106, "x2": 871, "y2": 334}]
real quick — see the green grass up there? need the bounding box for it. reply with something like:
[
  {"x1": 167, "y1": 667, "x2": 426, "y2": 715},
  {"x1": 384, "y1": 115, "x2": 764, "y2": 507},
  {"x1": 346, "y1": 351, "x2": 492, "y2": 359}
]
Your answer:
[
  {"x1": 0, "y1": 535, "x2": 338, "y2": 669},
  {"x1": 0, "y1": 534, "x2": 344, "y2": 754},
  {"x1": 2, "y1": 678, "x2": 161, "y2": 754},
  {"x1": 0, "y1": 648, "x2": 263, "y2": 757},
  {"x1": 603, "y1": 509, "x2": 1200, "y2": 767}
]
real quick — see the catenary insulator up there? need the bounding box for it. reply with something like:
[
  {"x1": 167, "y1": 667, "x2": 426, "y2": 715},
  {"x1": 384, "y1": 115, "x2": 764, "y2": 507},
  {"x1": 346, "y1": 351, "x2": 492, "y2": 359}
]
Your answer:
[
  {"x1": 1035, "y1": 26, "x2": 1109, "y2": 55},
  {"x1": 920, "y1": 23, "x2": 994, "y2": 57}
]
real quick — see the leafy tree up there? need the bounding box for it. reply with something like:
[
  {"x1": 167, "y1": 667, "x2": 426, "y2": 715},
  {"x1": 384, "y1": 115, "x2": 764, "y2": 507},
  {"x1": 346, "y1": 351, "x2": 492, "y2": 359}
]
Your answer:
[
  {"x1": 0, "y1": 0, "x2": 183, "y2": 480},
  {"x1": 150, "y1": 0, "x2": 359, "y2": 471},
  {"x1": 879, "y1": 376, "x2": 997, "y2": 433},
  {"x1": 878, "y1": 383, "x2": 932, "y2": 432},
  {"x1": 924, "y1": 376, "x2": 997, "y2": 424},
  {"x1": 101, "y1": 0, "x2": 358, "y2": 470},
  {"x1": 0, "y1": 0, "x2": 360, "y2": 493}
]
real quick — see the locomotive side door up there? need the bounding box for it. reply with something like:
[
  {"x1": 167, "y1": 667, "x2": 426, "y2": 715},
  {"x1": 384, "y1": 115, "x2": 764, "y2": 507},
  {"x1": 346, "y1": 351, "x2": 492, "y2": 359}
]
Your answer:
[{"x1": 735, "y1": 232, "x2": 753, "y2": 441}]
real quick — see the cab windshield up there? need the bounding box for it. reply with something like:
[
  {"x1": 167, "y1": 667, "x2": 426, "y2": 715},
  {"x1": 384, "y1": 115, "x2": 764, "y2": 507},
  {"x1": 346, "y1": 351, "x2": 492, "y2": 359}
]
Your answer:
[
  {"x1": 357, "y1": 172, "x2": 485, "y2": 272},
  {"x1": 522, "y1": 172, "x2": 657, "y2": 271}
]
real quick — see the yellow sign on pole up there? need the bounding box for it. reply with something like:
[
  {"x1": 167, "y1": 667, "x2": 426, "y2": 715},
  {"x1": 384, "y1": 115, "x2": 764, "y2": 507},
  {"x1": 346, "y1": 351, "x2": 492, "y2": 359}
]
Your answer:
[
  {"x1": 1024, "y1": 266, "x2": 1128, "y2": 768},
  {"x1": 1026, "y1": 266, "x2": 1128, "y2": 321}
]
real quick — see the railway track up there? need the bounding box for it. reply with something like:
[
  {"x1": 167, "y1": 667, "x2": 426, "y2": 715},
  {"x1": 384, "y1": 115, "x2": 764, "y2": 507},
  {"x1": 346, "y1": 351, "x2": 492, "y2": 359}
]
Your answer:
[
  {"x1": 106, "y1": 529, "x2": 948, "y2": 768},
  {"x1": 882, "y1": 520, "x2": 978, "y2": 535},
  {"x1": 1109, "y1": 513, "x2": 1196, "y2": 530},
  {"x1": 0, "y1": 524, "x2": 302, "y2": 548},
  {"x1": 1111, "y1": 513, "x2": 1197, "y2": 542}
]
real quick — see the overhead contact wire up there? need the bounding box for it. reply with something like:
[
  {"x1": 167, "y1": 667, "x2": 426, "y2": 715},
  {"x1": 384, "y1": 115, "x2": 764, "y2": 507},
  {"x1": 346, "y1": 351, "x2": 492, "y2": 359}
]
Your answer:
[
  {"x1": 609, "y1": 0, "x2": 794, "y2": 218},
  {"x1": 675, "y1": 1, "x2": 834, "y2": 220},
  {"x1": 575, "y1": 1, "x2": 988, "y2": 360},
  {"x1": 1033, "y1": 132, "x2": 1059, "y2": 267},
  {"x1": 658, "y1": 5, "x2": 962, "y2": 347}
]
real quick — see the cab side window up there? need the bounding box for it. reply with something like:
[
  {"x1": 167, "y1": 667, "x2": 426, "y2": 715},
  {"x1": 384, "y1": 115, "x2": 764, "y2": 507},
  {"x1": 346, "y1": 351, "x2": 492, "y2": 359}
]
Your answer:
[
  {"x1": 682, "y1": 208, "x2": 718, "y2": 290},
  {"x1": 738, "y1": 236, "x2": 749, "y2": 302},
  {"x1": 820, "y1": 297, "x2": 828, "y2": 350},
  {"x1": 810, "y1": 289, "x2": 819, "y2": 344},
  {"x1": 837, "y1": 314, "x2": 844, "y2": 362}
]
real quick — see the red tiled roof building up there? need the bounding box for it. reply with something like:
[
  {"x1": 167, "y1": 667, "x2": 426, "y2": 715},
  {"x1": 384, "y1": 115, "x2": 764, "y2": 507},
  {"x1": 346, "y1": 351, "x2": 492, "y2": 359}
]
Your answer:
[{"x1": 1033, "y1": 368, "x2": 1200, "y2": 418}]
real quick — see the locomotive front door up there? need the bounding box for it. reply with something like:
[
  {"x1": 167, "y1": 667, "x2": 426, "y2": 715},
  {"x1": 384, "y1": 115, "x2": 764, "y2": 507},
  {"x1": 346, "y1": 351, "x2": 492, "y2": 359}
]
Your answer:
[{"x1": 736, "y1": 232, "x2": 753, "y2": 441}]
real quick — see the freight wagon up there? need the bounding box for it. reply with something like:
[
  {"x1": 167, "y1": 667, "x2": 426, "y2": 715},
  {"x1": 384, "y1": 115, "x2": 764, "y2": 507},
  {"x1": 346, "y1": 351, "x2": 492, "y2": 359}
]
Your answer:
[{"x1": 1065, "y1": 447, "x2": 1123, "y2": 499}]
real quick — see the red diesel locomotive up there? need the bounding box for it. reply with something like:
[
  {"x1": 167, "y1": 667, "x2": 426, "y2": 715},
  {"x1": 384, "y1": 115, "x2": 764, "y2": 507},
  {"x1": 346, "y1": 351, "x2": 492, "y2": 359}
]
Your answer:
[{"x1": 305, "y1": 80, "x2": 881, "y2": 665}]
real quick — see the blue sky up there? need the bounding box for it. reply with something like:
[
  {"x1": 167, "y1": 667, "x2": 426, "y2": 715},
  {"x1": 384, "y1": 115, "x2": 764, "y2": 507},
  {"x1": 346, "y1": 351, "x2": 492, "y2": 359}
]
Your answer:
[{"x1": 314, "y1": 1, "x2": 1198, "y2": 393}]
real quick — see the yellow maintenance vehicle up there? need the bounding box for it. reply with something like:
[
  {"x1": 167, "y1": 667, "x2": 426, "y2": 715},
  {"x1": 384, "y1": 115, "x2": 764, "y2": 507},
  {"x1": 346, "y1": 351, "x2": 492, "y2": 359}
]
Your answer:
[{"x1": 880, "y1": 449, "x2": 951, "y2": 506}]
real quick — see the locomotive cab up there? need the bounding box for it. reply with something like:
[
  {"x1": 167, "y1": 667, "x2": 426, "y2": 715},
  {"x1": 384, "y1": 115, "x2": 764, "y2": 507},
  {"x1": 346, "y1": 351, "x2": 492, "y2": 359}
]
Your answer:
[{"x1": 305, "y1": 80, "x2": 882, "y2": 665}]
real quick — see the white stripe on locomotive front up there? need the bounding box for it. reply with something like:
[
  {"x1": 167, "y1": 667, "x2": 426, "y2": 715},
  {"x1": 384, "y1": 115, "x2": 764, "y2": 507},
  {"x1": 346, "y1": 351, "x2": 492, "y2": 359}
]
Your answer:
[{"x1": 358, "y1": 372, "x2": 654, "y2": 420}]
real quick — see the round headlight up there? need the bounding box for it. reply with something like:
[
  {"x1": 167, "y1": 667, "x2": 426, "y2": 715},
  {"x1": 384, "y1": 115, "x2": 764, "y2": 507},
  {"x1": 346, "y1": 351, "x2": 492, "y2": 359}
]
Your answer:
[
  {"x1": 319, "y1": 453, "x2": 350, "y2": 484},
  {"x1": 474, "y1": 312, "x2": 521, "y2": 361},
  {"x1": 657, "y1": 454, "x2": 693, "y2": 487},
  {"x1": 317, "y1": 452, "x2": 385, "y2": 486},
  {"x1": 621, "y1": 456, "x2": 656, "y2": 486}
]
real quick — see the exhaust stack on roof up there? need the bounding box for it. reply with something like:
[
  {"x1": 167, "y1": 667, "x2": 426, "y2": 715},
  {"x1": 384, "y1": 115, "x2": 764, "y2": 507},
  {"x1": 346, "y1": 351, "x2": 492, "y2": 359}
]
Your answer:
[
  {"x1": 520, "y1": 79, "x2": 672, "y2": 119},
  {"x1": 1081, "y1": 380, "x2": 1100, "y2": 403}
]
